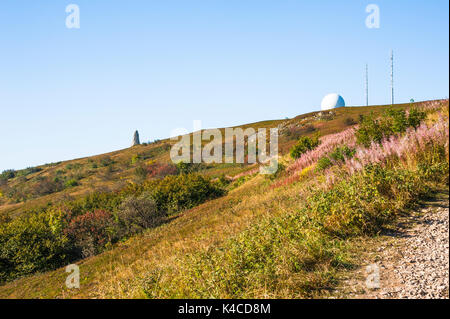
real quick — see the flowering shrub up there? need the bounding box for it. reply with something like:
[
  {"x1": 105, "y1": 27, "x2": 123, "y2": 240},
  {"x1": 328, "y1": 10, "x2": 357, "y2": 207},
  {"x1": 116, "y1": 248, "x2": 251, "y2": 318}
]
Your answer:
[
  {"x1": 346, "y1": 116, "x2": 449, "y2": 175},
  {"x1": 418, "y1": 99, "x2": 447, "y2": 112},
  {"x1": 287, "y1": 126, "x2": 357, "y2": 175},
  {"x1": 134, "y1": 166, "x2": 148, "y2": 181}
]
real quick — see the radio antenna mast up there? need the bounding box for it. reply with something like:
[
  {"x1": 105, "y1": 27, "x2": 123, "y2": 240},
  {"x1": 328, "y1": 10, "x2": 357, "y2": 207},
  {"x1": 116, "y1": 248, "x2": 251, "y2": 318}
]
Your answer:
[
  {"x1": 365, "y1": 64, "x2": 369, "y2": 106},
  {"x1": 390, "y1": 50, "x2": 394, "y2": 105}
]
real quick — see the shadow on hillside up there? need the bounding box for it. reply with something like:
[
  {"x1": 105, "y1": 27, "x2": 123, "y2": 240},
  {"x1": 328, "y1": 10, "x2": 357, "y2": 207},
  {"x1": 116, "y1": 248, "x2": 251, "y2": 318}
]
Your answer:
[{"x1": 380, "y1": 188, "x2": 449, "y2": 239}]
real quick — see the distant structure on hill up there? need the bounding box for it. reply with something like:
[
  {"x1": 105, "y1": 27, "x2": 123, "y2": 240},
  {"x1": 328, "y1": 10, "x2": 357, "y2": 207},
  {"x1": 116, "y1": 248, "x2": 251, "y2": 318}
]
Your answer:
[
  {"x1": 321, "y1": 93, "x2": 345, "y2": 111},
  {"x1": 132, "y1": 130, "x2": 140, "y2": 146}
]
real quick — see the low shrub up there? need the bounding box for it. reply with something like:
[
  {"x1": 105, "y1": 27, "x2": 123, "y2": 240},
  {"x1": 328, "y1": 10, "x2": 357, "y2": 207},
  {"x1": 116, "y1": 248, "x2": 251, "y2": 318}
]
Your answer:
[
  {"x1": 65, "y1": 179, "x2": 79, "y2": 188},
  {"x1": 0, "y1": 170, "x2": 16, "y2": 181},
  {"x1": 100, "y1": 156, "x2": 114, "y2": 167},
  {"x1": 356, "y1": 108, "x2": 426, "y2": 147},
  {"x1": 64, "y1": 210, "x2": 117, "y2": 258},
  {"x1": 131, "y1": 154, "x2": 141, "y2": 164},
  {"x1": 316, "y1": 157, "x2": 332, "y2": 171},
  {"x1": 307, "y1": 165, "x2": 428, "y2": 237},
  {"x1": 175, "y1": 162, "x2": 205, "y2": 175},
  {"x1": 0, "y1": 171, "x2": 227, "y2": 282},
  {"x1": 290, "y1": 136, "x2": 320, "y2": 159},
  {"x1": 316, "y1": 146, "x2": 355, "y2": 171},
  {"x1": 147, "y1": 163, "x2": 178, "y2": 179},
  {"x1": 0, "y1": 209, "x2": 70, "y2": 282},
  {"x1": 151, "y1": 174, "x2": 225, "y2": 213},
  {"x1": 134, "y1": 166, "x2": 148, "y2": 181},
  {"x1": 344, "y1": 117, "x2": 357, "y2": 126},
  {"x1": 31, "y1": 176, "x2": 64, "y2": 196},
  {"x1": 117, "y1": 196, "x2": 166, "y2": 235},
  {"x1": 329, "y1": 146, "x2": 356, "y2": 162}
]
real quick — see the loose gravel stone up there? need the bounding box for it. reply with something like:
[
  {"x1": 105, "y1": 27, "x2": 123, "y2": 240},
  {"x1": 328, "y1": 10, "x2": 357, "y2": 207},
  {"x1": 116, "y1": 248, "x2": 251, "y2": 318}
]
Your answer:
[{"x1": 342, "y1": 197, "x2": 449, "y2": 299}]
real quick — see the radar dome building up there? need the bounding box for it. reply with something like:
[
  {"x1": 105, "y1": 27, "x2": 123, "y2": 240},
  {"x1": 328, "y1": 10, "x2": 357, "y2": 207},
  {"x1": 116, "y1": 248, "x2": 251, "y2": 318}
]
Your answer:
[{"x1": 321, "y1": 93, "x2": 345, "y2": 111}]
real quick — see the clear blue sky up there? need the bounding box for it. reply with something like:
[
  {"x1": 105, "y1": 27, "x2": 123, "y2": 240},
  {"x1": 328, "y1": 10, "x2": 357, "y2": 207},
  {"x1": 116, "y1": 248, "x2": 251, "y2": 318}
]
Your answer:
[{"x1": 0, "y1": 0, "x2": 448, "y2": 171}]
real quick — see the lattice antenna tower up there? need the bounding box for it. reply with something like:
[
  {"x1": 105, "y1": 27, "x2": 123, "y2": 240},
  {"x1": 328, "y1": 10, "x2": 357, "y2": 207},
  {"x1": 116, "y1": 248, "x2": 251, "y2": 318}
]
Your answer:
[{"x1": 390, "y1": 50, "x2": 394, "y2": 105}]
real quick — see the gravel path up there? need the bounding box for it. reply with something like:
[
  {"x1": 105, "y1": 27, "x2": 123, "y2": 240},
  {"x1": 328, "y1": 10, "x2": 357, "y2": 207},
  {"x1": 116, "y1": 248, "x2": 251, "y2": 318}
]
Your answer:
[{"x1": 341, "y1": 195, "x2": 449, "y2": 299}]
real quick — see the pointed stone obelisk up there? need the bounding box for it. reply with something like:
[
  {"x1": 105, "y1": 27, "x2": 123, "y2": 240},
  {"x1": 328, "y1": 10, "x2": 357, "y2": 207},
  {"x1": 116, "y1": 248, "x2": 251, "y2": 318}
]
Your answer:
[{"x1": 132, "y1": 130, "x2": 140, "y2": 146}]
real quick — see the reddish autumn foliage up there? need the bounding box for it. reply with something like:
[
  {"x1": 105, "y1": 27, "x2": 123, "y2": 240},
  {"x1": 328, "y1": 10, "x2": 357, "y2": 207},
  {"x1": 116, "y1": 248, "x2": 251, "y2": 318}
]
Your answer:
[
  {"x1": 64, "y1": 209, "x2": 116, "y2": 258},
  {"x1": 147, "y1": 163, "x2": 178, "y2": 178}
]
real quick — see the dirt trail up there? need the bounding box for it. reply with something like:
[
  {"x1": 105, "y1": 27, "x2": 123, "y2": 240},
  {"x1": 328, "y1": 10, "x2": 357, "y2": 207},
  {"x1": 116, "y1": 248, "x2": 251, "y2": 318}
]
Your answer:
[{"x1": 339, "y1": 192, "x2": 449, "y2": 299}]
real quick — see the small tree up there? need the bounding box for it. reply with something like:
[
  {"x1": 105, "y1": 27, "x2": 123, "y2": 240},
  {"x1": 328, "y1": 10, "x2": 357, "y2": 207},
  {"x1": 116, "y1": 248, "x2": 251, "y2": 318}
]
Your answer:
[{"x1": 117, "y1": 196, "x2": 166, "y2": 235}]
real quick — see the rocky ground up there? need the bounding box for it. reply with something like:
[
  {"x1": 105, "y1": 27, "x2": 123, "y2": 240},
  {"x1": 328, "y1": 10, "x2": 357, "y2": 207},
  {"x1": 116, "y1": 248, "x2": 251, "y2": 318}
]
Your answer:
[{"x1": 339, "y1": 193, "x2": 449, "y2": 299}]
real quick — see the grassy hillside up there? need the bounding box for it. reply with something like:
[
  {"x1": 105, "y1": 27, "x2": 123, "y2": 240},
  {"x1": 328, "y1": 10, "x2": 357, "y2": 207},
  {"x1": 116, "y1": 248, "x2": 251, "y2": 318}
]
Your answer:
[
  {"x1": 0, "y1": 99, "x2": 448, "y2": 298},
  {"x1": 0, "y1": 101, "x2": 427, "y2": 217}
]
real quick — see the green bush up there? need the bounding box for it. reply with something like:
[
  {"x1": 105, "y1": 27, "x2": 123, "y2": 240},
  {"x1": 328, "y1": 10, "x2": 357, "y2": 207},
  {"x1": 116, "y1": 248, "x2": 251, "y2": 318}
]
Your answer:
[
  {"x1": 31, "y1": 176, "x2": 64, "y2": 196},
  {"x1": 307, "y1": 165, "x2": 428, "y2": 237},
  {"x1": 407, "y1": 108, "x2": 426, "y2": 129},
  {"x1": 0, "y1": 171, "x2": 227, "y2": 282},
  {"x1": 131, "y1": 154, "x2": 141, "y2": 164},
  {"x1": 100, "y1": 156, "x2": 114, "y2": 167},
  {"x1": 356, "y1": 108, "x2": 426, "y2": 147},
  {"x1": 0, "y1": 209, "x2": 70, "y2": 282},
  {"x1": 117, "y1": 196, "x2": 166, "y2": 235},
  {"x1": 0, "y1": 170, "x2": 16, "y2": 181},
  {"x1": 65, "y1": 179, "x2": 79, "y2": 188},
  {"x1": 151, "y1": 174, "x2": 225, "y2": 213},
  {"x1": 290, "y1": 136, "x2": 320, "y2": 159},
  {"x1": 329, "y1": 146, "x2": 356, "y2": 162},
  {"x1": 175, "y1": 162, "x2": 205, "y2": 175},
  {"x1": 16, "y1": 167, "x2": 42, "y2": 177},
  {"x1": 316, "y1": 157, "x2": 333, "y2": 171},
  {"x1": 316, "y1": 146, "x2": 355, "y2": 171}
]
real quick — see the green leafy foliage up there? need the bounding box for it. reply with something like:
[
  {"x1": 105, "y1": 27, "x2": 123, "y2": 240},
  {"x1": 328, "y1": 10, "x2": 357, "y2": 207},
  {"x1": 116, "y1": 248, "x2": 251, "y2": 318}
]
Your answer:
[
  {"x1": 151, "y1": 174, "x2": 225, "y2": 213},
  {"x1": 316, "y1": 146, "x2": 356, "y2": 171},
  {"x1": 64, "y1": 179, "x2": 79, "y2": 188},
  {"x1": 175, "y1": 162, "x2": 205, "y2": 175},
  {"x1": 307, "y1": 165, "x2": 428, "y2": 237},
  {"x1": 356, "y1": 108, "x2": 426, "y2": 147},
  {"x1": 316, "y1": 157, "x2": 333, "y2": 171},
  {"x1": 290, "y1": 136, "x2": 320, "y2": 159},
  {"x1": 116, "y1": 196, "x2": 166, "y2": 235},
  {"x1": 0, "y1": 209, "x2": 70, "y2": 282},
  {"x1": 0, "y1": 170, "x2": 16, "y2": 181},
  {"x1": 0, "y1": 172, "x2": 226, "y2": 282}
]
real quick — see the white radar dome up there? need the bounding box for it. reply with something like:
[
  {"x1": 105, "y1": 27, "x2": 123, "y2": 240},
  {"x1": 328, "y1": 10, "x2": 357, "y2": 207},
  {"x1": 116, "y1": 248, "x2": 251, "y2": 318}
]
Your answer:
[{"x1": 321, "y1": 93, "x2": 345, "y2": 111}]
